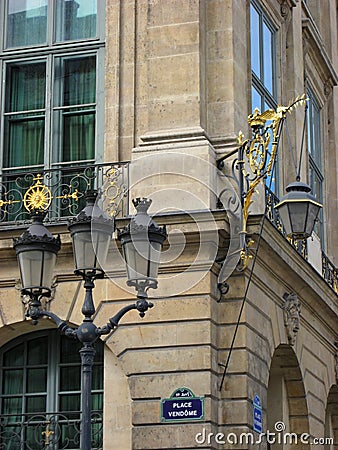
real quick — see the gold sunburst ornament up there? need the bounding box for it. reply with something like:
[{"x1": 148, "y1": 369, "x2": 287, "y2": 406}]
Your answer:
[{"x1": 23, "y1": 174, "x2": 52, "y2": 212}]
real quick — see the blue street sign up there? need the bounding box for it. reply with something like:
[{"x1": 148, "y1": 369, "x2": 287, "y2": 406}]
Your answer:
[
  {"x1": 161, "y1": 388, "x2": 204, "y2": 422},
  {"x1": 253, "y1": 394, "x2": 262, "y2": 433}
]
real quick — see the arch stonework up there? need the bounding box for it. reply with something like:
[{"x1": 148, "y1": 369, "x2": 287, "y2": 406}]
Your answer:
[
  {"x1": 325, "y1": 385, "x2": 338, "y2": 449},
  {"x1": 268, "y1": 344, "x2": 310, "y2": 448}
]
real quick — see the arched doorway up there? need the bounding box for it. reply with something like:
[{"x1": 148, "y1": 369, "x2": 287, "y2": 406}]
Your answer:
[{"x1": 267, "y1": 344, "x2": 309, "y2": 449}]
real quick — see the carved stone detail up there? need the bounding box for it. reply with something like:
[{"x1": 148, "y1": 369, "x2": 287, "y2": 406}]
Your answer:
[{"x1": 283, "y1": 292, "x2": 301, "y2": 345}]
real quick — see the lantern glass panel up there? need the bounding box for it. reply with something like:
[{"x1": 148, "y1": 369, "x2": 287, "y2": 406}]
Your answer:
[
  {"x1": 92, "y1": 228, "x2": 111, "y2": 270},
  {"x1": 72, "y1": 228, "x2": 111, "y2": 273},
  {"x1": 278, "y1": 204, "x2": 292, "y2": 236},
  {"x1": 149, "y1": 241, "x2": 162, "y2": 279},
  {"x1": 123, "y1": 239, "x2": 150, "y2": 282},
  {"x1": 287, "y1": 202, "x2": 308, "y2": 235},
  {"x1": 18, "y1": 250, "x2": 56, "y2": 292},
  {"x1": 305, "y1": 203, "x2": 321, "y2": 236}
]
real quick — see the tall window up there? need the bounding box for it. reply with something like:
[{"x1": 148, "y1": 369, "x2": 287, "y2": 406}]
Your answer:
[
  {"x1": 0, "y1": 0, "x2": 104, "y2": 191},
  {"x1": 307, "y1": 88, "x2": 324, "y2": 241},
  {"x1": 250, "y1": 1, "x2": 278, "y2": 193},
  {"x1": 0, "y1": 330, "x2": 103, "y2": 449}
]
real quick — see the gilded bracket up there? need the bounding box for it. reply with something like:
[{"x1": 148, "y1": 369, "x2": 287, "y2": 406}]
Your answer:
[{"x1": 217, "y1": 94, "x2": 307, "y2": 271}]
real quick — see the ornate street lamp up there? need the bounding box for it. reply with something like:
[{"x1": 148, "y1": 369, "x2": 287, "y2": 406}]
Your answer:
[
  {"x1": 13, "y1": 210, "x2": 61, "y2": 320},
  {"x1": 68, "y1": 191, "x2": 113, "y2": 279},
  {"x1": 13, "y1": 189, "x2": 167, "y2": 450},
  {"x1": 118, "y1": 198, "x2": 167, "y2": 300},
  {"x1": 275, "y1": 179, "x2": 322, "y2": 240}
]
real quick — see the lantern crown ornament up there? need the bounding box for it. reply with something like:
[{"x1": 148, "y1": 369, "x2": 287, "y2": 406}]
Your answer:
[{"x1": 118, "y1": 198, "x2": 167, "y2": 298}]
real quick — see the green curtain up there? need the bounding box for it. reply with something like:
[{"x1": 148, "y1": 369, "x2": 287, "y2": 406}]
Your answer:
[
  {"x1": 4, "y1": 63, "x2": 46, "y2": 168},
  {"x1": 61, "y1": 56, "x2": 96, "y2": 163}
]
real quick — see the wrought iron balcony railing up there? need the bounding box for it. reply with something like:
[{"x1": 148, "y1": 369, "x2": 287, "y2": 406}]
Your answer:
[
  {"x1": 0, "y1": 162, "x2": 129, "y2": 228},
  {"x1": 0, "y1": 411, "x2": 103, "y2": 449},
  {"x1": 322, "y1": 252, "x2": 338, "y2": 294},
  {"x1": 266, "y1": 186, "x2": 337, "y2": 295}
]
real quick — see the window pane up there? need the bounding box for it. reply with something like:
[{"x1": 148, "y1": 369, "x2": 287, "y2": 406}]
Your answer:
[
  {"x1": 2, "y1": 397, "x2": 22, "y2": 415},
  {"x1": 92, "y1": 392, "x2": 103, "y2": 411},
  {"x1": 27, "y1": 368, "x2": 47, "y2": 393},
  {"x1": 4, "y1": 63, "x2": 46, "y2": 169},
  {"x1": 62, "y1": 111, "x2": 95, "y2": 162},
  {"x1": 6, "y1": 63, "x2": 46, "y2": 112},
  {"x1": 263, "y1": 22, "x2": 273, "y2": 94},
  {"x1": 251, "y1": 86, "x2": 262, "y2": 112},
  {"x1": 59, "y1": 56, "x2": 96, "y2": 106},
  {"x1": 6, "y1": 0, "x2": 48, "y2": 48},
  {"x1": 250, "y1": 4, "x2": 260, "y2": 78},
  {"x1": 60, "y1": 393, "x2": 81, "y2": 412},
  {"x1": 3, "y1": 370, "x2": 23, "y2": 394},
  {"x1": 56, "y1": 0, "x2": 97, "y2": 42},
  {"x1": 3, "y1": 344, "x2": 24, "y2": 366},
  {"x1": 60, "y1": 366, "x2": 81, "y2": 391},
  {"x1": 60, "y1": 337, "x2": 82, "y2": 364},
  {"x1": 27, "y1": 337, "x2": 48, "y2": 365},
  {"x1": 54, "y1": 56, "x2": 96, "y2": 163},
  {"x1": 4, "y1": 115, "x2": 45, "y2": 168},
  {"x1": 92, "y1": 365, "x2": 103, "y2": 390},
  {"x1": 26, "y1": 395, "x2": 46, "y2": 413}
]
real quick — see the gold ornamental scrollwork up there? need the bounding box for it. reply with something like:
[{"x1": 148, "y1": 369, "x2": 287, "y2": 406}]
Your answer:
[
  {"x1": 23, "y1": 174, "x2": 52, "y2": 212},
  {"x1": 226, "y1": 94, "x2": 308, "y2": 270},
  {"x1": 242, "y1": 94, "x2": 308, "y2": 231},
  {"x1": 18, "y1": 174, "x2": 81, "y2": 214}
]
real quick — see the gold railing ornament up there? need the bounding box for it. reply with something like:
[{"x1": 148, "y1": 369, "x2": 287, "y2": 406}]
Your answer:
[
  {"x1": 42, "y1": 421, "x2": 55, "y2": 446},
  {"x1": 21, "y1": 174, "x2": 79, "y2": 213},
  {"x1": 23, "y1": 174, "x2": 52, "y2": 212},
  {"x1": 217, "y1": 94, "x2": 308, "y2": 275}
]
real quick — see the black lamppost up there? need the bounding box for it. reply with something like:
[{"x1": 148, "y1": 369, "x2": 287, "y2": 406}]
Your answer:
[{"x1": 13, "y1": 192, "x2": 167, "y2": 450}]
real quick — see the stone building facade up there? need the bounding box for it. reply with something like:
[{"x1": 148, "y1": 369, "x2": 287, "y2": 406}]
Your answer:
[{"x1": 0, "y1": 1, "x2": 337, "y2": 449}]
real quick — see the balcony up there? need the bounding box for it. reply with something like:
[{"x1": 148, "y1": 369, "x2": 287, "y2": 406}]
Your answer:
[
  {"x1": 266, "y1": 186, "x2": 338, "y2": 295},
  {"x1": 0, "y1": 411, "x2": 102, "y2": 449},
  {"x1": 0, "y1": 162, "x2": 130, "y2": 228}
]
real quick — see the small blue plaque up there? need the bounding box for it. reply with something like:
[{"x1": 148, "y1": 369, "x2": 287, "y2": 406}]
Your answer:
[
  {"x1": 253, "y1": 394, "x2": 262, "y2": 433},
  {"x1": 161, "y1": 388, "x2": 204, "y2": 422}
]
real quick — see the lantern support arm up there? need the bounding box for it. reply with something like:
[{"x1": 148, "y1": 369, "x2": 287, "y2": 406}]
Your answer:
[
  {"x1": 26, "y1": 301, "x2": 78, "y2": 338},
  {"x1": 97, "y1": 297, "x2": 154, "y2": 336}
]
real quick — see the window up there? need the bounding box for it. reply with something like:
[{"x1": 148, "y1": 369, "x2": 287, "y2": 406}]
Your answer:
[
  {"x1": 0, "y1": 330, "x2": 103, "y2": 449},
  {"x1": 250, "y1": 1, "x2": 278, "y2": 193},
  {"x1": 0, "y1": 0, "x2": 105, "y2": 218},
  {"x1": 307, "y1": 88, "x2": 324, "y2": 240},
  {"x1": 5, "y1": 0, "x2": 98, "y2": 49}
]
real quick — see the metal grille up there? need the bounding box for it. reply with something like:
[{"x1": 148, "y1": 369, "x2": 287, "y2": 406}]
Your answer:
[
  {"x1": 0, "y1": 411, "x2": 103, "y2": 449},
  {"x1": 0, "y1": 162, "x2": 129, "y2": 227}
]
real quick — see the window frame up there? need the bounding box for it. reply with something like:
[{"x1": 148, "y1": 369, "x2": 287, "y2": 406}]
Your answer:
[
  {"x1": 0, "y1": 330, "x2": 104, "y2": 448},
  {"x1": 0, "y1": 0, "x2": 105, "y2": 179},
  {"x1": 1, "y1": 0, "x2": 105, "y2": 52},
  {"x1": 306, "y1": 86, "x2": 324, "y2": 242},
  {"x1": 250, "y1": 0, "x2": 278, "y2": 195}
]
